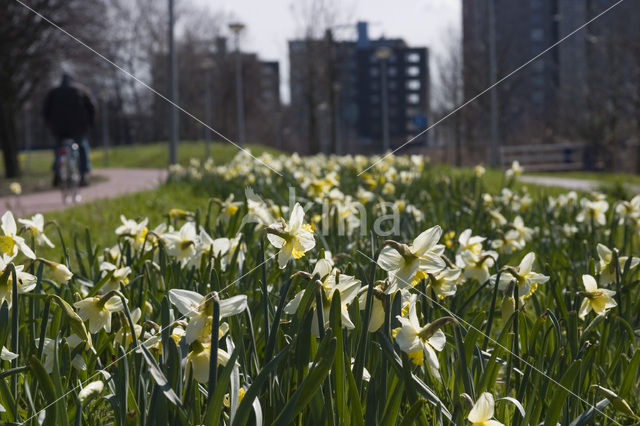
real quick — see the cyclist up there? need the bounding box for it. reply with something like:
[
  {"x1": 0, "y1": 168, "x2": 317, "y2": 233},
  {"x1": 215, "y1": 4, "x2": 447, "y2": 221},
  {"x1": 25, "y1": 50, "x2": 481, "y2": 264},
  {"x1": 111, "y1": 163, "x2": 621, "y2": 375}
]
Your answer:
[{"x1": 43, "y1": 72, "x2": 97, "y2": 187}]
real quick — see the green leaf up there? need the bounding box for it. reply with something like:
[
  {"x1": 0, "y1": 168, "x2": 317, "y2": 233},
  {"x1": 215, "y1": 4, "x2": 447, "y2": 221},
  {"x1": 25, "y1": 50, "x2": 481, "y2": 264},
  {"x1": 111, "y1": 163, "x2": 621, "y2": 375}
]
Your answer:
[
  {"x1": 273, "y1": 336, "x2": 337, "y2": 426},
  {"x1": 204, "y1": 347, "x2": 240, "y2": 425},
  {"x1": 139, "y1": 344, "x2": 184, "y2": 409},
  {"x1": 329, "y1": 291, "x2": 346, "y2": 426},
  {"x1": 29, "y1": 355, "x2": 57, "y2": 426},
  {"x1": 232, "y1": 345, "x2": 291, "y2": 426},
  {"x1": 543, "y1": 360, "x2": 582, "y2": 426}
]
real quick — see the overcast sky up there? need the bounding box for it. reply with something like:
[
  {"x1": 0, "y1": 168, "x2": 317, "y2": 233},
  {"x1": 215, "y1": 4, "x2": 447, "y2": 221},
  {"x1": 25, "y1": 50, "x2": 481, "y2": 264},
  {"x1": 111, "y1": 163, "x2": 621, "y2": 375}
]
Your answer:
[{"x1": 193, "y1": 0, "x2": 461, "y2": 103}]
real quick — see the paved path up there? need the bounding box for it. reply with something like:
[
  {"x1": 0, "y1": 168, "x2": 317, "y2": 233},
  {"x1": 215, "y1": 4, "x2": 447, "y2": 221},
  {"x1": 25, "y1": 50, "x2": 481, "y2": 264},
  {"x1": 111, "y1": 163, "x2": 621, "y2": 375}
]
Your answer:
[
  {"x1": 520, "y1": 175, "x2": 640, "y2": 193},
  {"x1": 1, "y1": 168, "x2": 167, "y2": 216}
]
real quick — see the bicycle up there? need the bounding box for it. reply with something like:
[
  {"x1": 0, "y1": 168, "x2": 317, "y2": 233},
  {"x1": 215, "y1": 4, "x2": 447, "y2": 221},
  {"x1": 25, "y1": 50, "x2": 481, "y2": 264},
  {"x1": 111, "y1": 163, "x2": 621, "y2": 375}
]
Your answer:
[{"x1": 56, "y1": 139, "x2": 82, "y2": 204}]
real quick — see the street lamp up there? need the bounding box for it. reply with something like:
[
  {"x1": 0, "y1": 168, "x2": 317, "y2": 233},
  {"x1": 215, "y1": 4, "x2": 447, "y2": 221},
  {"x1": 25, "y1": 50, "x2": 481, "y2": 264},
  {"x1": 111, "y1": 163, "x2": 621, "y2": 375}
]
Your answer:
[
  {"x1": 100, "y1": 90, "x2": 110, "y2": 167},
  {"x1": 375, "y1": 46, "x2": 392, "y2": 153},
  {"x1": 168, "y1": 0, "x2": 179, "y2": 165},
  {"x1": 201, "y1": 57, "x2": 215, "y2": 158},
  {"x1": 229, "y1": 22, "x2": 246, "y2": 145}
]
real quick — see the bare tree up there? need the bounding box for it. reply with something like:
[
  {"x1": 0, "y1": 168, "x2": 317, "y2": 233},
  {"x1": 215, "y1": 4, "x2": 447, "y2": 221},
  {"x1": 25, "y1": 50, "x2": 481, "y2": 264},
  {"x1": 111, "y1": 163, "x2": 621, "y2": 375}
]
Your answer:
[{"x1": 0, "y1": 0, "x2": 107, "y2": 178}]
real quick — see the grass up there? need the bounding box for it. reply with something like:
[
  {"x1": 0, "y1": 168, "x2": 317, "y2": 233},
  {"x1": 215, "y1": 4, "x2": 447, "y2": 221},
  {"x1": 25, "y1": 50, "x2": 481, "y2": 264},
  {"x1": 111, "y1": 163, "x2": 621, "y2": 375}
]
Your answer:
[{"x1": 0, "y1": 141, "x2": 281, "y2": 196}]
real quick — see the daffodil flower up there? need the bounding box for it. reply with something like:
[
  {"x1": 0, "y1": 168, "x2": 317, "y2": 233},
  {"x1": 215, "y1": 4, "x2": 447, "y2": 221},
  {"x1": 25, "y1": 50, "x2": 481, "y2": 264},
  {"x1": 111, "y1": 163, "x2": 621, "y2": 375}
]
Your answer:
[
  {"x1": 392, "y1": 295, "x2": 448, "y2": 378},
  {"x1": 197, "y1": 228, "x2": 230, "y2": 264},
  {"x1": 467, "y1": 392, "x2": 504, "y2": 426},
  {"x1": 266, "y1": 203, "x2": 316, "y2": 269},
  {"x1": 377, "y1": 225, "x2": 445, "y2": 292},
  {"x1": 491, "y1": 252, "x2": 549, "y2": 298},
  {"x1": 74, "y1": 294, "x2": 125, "y2": 333},
  {"x1": 285, "y1": 258, "x2": 361, "y2": 335},
  {"x1": 115, "y1": 215, "x2": 149, "y2": 250},
  {"x1": 1, "y1": 346, "x2": 18, "y2": 361},
  {"x1": 18, "y1": 214, "x2": 54, "y2": 248},
  {"x1": 78, "y1": 381, "x2": 104, "y2": 403},
  {"x1": 100, "y1": 262, "x2": 132, "y2": 293},
  {"x1": 168, "y1": 289, "x2": 247, "y2": 344},
  {"x1": 425, "y1": 267, "x2": 461, "y2": 299},
  {"x1": 164, "y1": 222, "x2": 199, "y2": 266},
  {"x1": 576, "y1": 199, "x2": 609, "y2": 226},
  {"x1": 596, "y1": 243, "x2": 639, "y2": 284},
  {"x1": 0, "y1": 255, "x2": 37, "y2": 308},
  {"x1": 185, "y1": 340, "x2": 233, "y2": 383},
  {"x1": 0, "y1": 211, "x2": 35, "y2": 259},
  {"x1": 37, "y1": 335, "x2": 87, "y2": 373},
  {"x1": 578, "y1": 274, "x2": 617, "y2": 319}
]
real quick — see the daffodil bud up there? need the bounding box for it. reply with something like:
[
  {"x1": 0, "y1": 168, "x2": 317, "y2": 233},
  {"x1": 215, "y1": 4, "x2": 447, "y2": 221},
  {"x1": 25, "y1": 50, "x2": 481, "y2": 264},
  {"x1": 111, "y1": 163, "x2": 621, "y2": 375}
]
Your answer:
[
  {"x1": 39, "y1": 258, "x2": 73, "y2": 283},
  {"x1": 501, "y1": 296, "x2": 515, "y2": 323}
]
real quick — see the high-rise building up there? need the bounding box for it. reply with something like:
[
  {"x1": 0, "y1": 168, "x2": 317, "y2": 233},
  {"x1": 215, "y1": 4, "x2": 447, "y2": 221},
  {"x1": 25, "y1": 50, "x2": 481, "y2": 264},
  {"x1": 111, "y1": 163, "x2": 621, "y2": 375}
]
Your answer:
[
  {"x1": 462, "y1": 0, "x2": 640, "y2": 169},
  {"x1": 288, "y1": 21, "x2": 430, "y2": 154}
]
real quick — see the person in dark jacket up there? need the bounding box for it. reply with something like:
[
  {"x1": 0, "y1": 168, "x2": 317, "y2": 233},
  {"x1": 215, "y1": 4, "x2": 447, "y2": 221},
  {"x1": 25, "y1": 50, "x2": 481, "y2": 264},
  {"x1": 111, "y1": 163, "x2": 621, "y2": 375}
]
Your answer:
[{"x1": 43, "y1": 73, "x2": 97, "y2": 186}]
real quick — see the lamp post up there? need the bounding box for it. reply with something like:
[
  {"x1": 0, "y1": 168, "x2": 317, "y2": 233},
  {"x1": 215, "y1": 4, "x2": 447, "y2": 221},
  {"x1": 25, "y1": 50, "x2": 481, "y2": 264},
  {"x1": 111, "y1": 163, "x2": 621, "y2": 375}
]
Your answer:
[
  {"x1": 100, "y1": 90, "x2": 110, "y2": 167},
  {"x1": 488, "y1": 0, "x2": 500, "y2": 168},
  {"x1": 375, "y1": 46, "x2": 392, "y2": 153},
  {"x1": 168, "y1": 0, "x2": 179, "y2": 165},
  {"x1": 229, "y1": 22, "x2": 246, "y2": 145},
  {"x1": 202, "y1": 57, "x2": 215, "y2": 159}
]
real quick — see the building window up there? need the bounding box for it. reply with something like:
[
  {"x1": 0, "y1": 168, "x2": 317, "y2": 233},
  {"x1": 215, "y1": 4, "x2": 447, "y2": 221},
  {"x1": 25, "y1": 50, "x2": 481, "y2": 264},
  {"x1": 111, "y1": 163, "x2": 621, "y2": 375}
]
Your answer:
[
  {"x1": 407, "y1": 93, "x2": 420, "y2": 104},
  {"x1": 370, "y1": 67, "x2": 379, "y2": 77},
  {"x1": 406, "y1": 52, "x2": 420, "y2": 63},
  {"x1": 406, "y1": 80, "x2": 421, "y2": 91},
  {"x1": 388, "y1": 66, "x2": 397, "y2": 77},
  {"x1": 407, "y1": 66, "x2": 420, "y2": 77},
  {"x1": 530, "y1": 28, "x2": 544, "y2": 41}
]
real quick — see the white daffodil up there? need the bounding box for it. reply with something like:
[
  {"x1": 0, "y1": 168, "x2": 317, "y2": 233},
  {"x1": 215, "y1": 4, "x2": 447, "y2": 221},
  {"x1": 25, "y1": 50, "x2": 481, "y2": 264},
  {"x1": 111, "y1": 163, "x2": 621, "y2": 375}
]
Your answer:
[
  {"x1": 115, "y1": 307, "x2": 142, "y2": 346},
  {"x1": 491, "y1": 252, "x2": 549, "y2": 299},
  {"x1": 0, "y1": 211, "x2": 35, "y2": 260},
  {"x1": 596, "y1": 243, "x2": 639, "y2": 284},
  {"x1": 245, "y1": 187, "x2": 275, "y2": 227},
  {"x1": 185, "y1": 341, "x2": 233, "y2": 383},
  {"x1": 468, "y1": 392, "x2": 504, "y2": 426},
  {"x1": 505, "y1": 160, "x2": 523, "y2": 179},
  {"x1": 0, "y1": 255, "x2": 37, "y2": 308},
  {"x1": 78, "y1": 381, "x2": 104, "y2": 403},
  {"x1": 99, "y1": 262, "x2": 132, "y2": 293},
  {"x1": 164, "y1": 222, "x2": 199, "y2": 266},
  {"x1": 377, "y1": 225, "x2": 446, "y2": 292},
  {"x1": 115, "y1": 215, "x2": 149, "y2": 250},
  {"x1": 576, "y1": 199, "x2": 609, "y2": 226},
  {"x1": 221, "y1": 233, "x2": 246, "y2": 271},
  {"x1": 168, "y1": 289, "x2": 247, "y2": 344},
  {"x1": 425, "y1": 267, "x2": 461, "y2": 299},
  {"x1": 1, "y1": 346, "x2": 18, "y2": 361},
  {"x1": 197, "y1": 228, "x2": 230, "y2": 263},
  {"x1": 74, "y1": 295, "x2": 125, "y2": 333},
  {"x1": 37, "y1": 336, "x2": 87, "y2": 373},
  {"x1": 392, "y1": 295, "x2": 447, "y2": 378},
  {"x1": 18, "y1": 214, "x2": 54, "y2": 248},
  {"x1": 285, "y1": 258, "x2": 361, "y2": 335},
  {"x1": 578, "y1": 274, "x2": 617, "y2": 319},
  {"x1": 266, "y1": 203, "x2": 316, "y2": 269}
]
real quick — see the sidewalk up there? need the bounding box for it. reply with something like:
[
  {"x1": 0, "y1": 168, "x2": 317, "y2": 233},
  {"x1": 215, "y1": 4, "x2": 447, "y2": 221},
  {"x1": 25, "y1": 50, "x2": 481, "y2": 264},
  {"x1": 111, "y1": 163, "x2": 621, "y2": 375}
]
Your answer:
[
  {"x1": 520, "y1": 175, "x2": 640, "y2": 193},
  {"x1": 1, "y1": 168, "x2": 167, "y2": 216}
]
